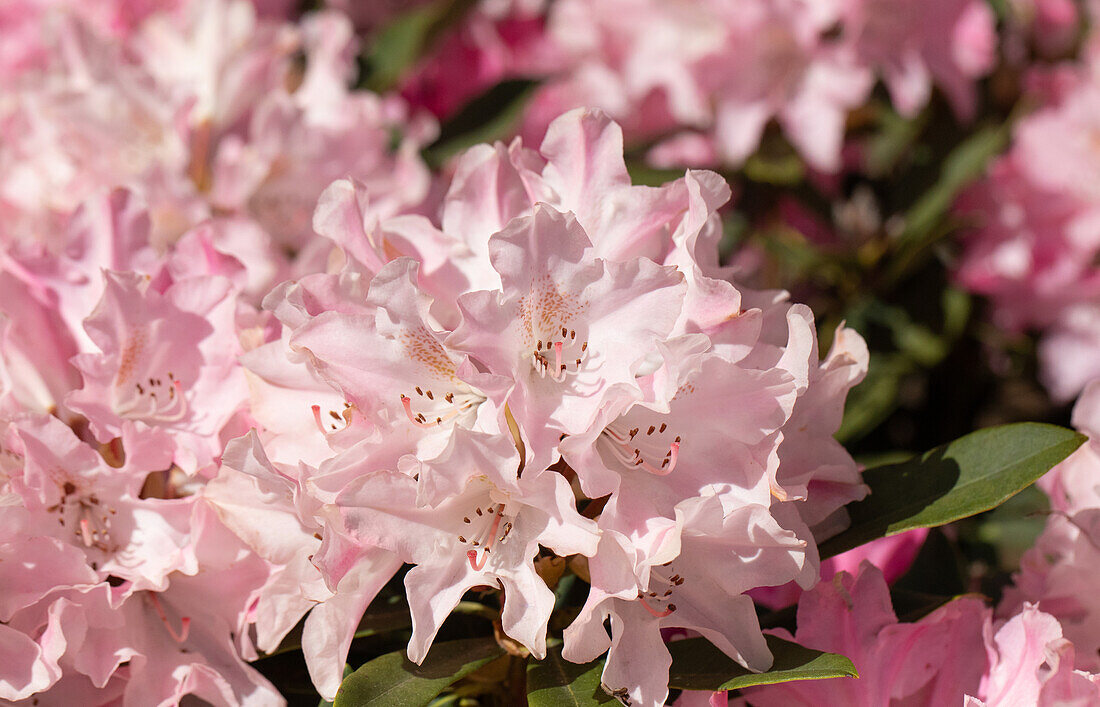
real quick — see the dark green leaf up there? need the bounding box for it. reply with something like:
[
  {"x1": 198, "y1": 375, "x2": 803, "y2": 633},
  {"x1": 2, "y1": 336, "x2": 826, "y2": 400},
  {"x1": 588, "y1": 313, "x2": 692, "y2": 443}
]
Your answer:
[
  {"x1": 667, "y1": 635, "x2": 857, "y2": 691},
  {"x1": 526, "y1": 642, "x2": 613, "y2": 706},
  {"x1": 333, "y1": 637, "x2": 503, "y2": 707},
  {"x1": 836, "y1": 352, "x2": 913, "y2": 444},
  {"x1": 423, "y1": 79, "x2": 539, "y2": 167},
  {"x1": 820, "y1": 423, "x2": 1086, "y2": 558}
]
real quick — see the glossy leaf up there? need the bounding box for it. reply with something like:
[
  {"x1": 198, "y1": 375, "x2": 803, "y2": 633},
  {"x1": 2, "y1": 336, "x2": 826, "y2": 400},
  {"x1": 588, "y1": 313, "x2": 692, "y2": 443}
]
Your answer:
[
  {"x1": 820, "y1": 423, "x2": 1086, "y2": 558},
  {"x1": 333, "y1": 637, "x2": 503, "y2": 707},
  {"x1": 667, "y1": 635, "x2": 857, "y2": 692},
  {"x1": 526, "y1": 643, "x2": 613, "y2": 706}
]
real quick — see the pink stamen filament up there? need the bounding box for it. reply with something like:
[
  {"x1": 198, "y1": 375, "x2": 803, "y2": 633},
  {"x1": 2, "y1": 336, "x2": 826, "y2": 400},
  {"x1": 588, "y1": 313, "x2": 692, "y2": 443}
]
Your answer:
[
  {"x1": 149, "y1": 593, "x2": 191, "y2": 643},
  {"x1": 604, "y1": 434, "x2": 680, "y2": 476},
  {"x1": 640, "y1": 599, "x2": 673, "y2": 618},
  {"x1": 79, "y1": 517, "x2": 93, "y2": 547},
  {"x1": 311, "y1": 405, "x2": 326, "y2": 433},
  {"x1": 466, "y1": 511, "x2": 504, "y2": 571},
  {"x1": 552, "y1": 341, "x2": 564, "y2": 381}
]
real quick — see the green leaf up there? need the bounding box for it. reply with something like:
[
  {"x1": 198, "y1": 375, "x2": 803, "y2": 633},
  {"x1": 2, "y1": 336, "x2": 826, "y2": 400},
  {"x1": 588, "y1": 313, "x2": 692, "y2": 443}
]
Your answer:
[
  {"x1": 320, "y1": 665, "x2": 355, "y2": 707},
  {"x1": 836, "y1": 352, "x2": 913, "y2": 444},
  {"x1": 333, "y1": 637, "x2": 503, "y2": 707},
  {"x1": 363, "y1": 0, "x2": 477, "y2": 92},
  {"x1": 819, "y1": 423, "x2": 1086, "y2": 558},
  {"x1": 423, "y1": 79, "x2": 539, "y2": 167},
  {"x1": 667, "y1": 635, "x2": 857, "y2": 692},
  {"x1": 526, "y1": 642, "x2": 614, "y2": 706},
  {"x1": 885, "y1": 122, "x2": 1010, "y2": 284}
]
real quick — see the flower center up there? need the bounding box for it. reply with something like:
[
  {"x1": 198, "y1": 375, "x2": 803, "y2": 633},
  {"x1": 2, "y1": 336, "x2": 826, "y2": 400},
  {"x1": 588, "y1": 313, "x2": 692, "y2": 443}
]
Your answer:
[
  {"x1": 400, "y1": 384, "x2": 485, "y2": 429},
  {"x1": 456, "y1": 503, "x2": 514, "y2": 571},
  {"x1": 46, "y1": 480, "x2": 117, "y2": 552},
  {"x1": 600, "y1": 420, "x2": 681, "y2": 476},
  {"x1": 114, "y1": 366, "x2": 189, "y2": 424},
  {"x1": 531, "y1": 327, "x2": 589, "y2": 381},
  {"x1": 639, "y1": 563, "x2": 685, "y2": 618},
  {"x1": 311, "y1": 401, "x2": 354, "y2": 434}
]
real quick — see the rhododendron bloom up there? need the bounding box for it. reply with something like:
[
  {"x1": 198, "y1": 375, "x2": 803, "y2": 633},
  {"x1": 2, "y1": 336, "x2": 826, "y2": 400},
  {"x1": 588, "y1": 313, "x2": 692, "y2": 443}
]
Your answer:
[
  {"x1": 327, "y1": 428, "x2": 599, "y2": 662},
  {"x1": 67, "y1": 270, "x2": 247, "y2": 471},
  {"x1": 743, "y1": 563, "x2": 990, "y2": 706},
  {"x1": 451, "y1": 204, "x2": 687, "y2": 462},
  {"x1": 967, "y1": 604, "x2": 1100, "y2": 706}
]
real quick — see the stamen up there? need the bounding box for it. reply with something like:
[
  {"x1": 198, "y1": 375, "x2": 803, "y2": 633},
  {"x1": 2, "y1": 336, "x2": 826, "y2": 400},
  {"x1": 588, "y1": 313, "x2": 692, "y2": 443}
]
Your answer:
[
  {"x1": 79, "y1": 518, "x2": 94, "y2": 547},
  {"x1": 640, "y1": 598, "x2": 673, "y2": 618},
  {"x1": 466, "y1": 511, "x2": 504, "y2": 571},
  {"x1": 401, "y1": 395, "x2": 436, "y2": 428},
  {"x1": 148, "y1": 593, "x2": 191, "y2": 643}
]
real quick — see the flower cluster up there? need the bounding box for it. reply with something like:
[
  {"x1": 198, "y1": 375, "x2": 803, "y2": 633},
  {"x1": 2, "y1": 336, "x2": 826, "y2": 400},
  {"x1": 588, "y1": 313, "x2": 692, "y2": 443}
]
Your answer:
[
  {"x1": 0, "y1": 2, "x2": 874, "y2": 705},
  {"x1": 4, "y1": 0, "x2": 1100, "y2": 705},
  {"x1": 401, "y1": 0, "x2": 997, "y2": 172},
  {"x1": 955, "y1": 5, "x2": 1100, "y2": 402}
]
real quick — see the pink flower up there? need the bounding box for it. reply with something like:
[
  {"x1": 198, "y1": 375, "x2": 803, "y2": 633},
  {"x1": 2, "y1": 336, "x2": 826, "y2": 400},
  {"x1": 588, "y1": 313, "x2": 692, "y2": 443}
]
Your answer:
[
  {"x1": 564, "y1": 495, "x2": 817, "y2": 707},
  {"x1": 525, "y1": 0, "x2": 872, "y2": 171},
  {"x1": 742, "y1": 562, "x2": 990, "y2": 706},
  {"x1": 67, "y1": 269, "x2": 248, "y2": 472},
  {"x1": 449, "y1": 204, "x2": 688, "y2": 464},
  {"x1": 841, "y1": 0, "x2": 997, "y2": 119},
  {"x1": 967, "y1": 604, "x2": 1100, "y2": 706},
  {"x1": 324, "y1": 427, "x2": 599, "y2": 663},
  {"x1": 751, "y1": 528, "x2": 929, "y2": 611},
  {"x1": 207, "y1": 432, "x2": 403, "y2": 700}
]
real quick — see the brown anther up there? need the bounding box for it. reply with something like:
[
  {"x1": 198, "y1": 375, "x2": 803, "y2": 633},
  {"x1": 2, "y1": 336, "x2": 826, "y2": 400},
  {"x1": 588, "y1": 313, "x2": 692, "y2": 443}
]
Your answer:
[
  {"x1": 561, "y1": 327, "x2": 567, "y2": 337},
  {"x1": 647, "y1": 426, "x2": 655, "y2": 435},
  {"x1": 458, "y1": 536, "x2": 466, "y2": 543},
  {"x1": 674, "y1": 436, "x2": 682, "y2": 443},
  {"x1": 63, "y1": 482, "x2": 76, "y2": 495},
  {"x1": 659, "y1": 423, "x2": 667, "y2": 433},
  {"x1": 581, "y1": 342, "x2": 588, "y2": 351},
  {"x1": 426, "y1": 390, "x2": 434, "y2": 400},
  {"x1": 329, "y1": 410, "x2": 341, "y2": 420},
  {"x1": 445, "y1": 392, "x2": 454, "y2": 403},
  {"x1": 668, "y1": 604, "x2": 677, "y2": 612},
  {"x1": 463, "y1": 517, "x2": 471, "y2": 523},
  {"x1": 415, "y1": 386, "x2": 423, "y2": 396},
  {"x1": 476, "y1": 507, "x2": 483, "y2": 516},
  {"x1": 570, "y1": 330, "x2": 576, "y2": 339}
]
